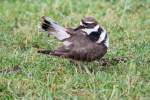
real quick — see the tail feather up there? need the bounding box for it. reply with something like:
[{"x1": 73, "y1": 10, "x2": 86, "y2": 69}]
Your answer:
[{"x1": 41, "y1": 16, "x2": 70, "y2": 41}]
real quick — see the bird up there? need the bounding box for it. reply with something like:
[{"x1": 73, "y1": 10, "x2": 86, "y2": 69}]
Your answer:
[{"x1": 39, "y1": 16, "x2": 109, "y2": 62}]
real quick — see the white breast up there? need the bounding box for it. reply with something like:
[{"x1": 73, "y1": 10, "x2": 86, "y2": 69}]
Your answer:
[
  {"x1": 96, "y1": 28, "x2": 109, "y2": 48},
  {"x1": 104, "y1": 36, "x2": 109, "y2": 48}
]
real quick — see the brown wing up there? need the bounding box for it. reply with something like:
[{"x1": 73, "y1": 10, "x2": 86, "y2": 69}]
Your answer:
[
  {"x1": 65, "y1": 28, "x2": 77, "y2": 35},
  {"x1": 50, "y1": 44, "x2": 107, "y2": 61},
  {"x1": 50, "y1": 33, "x2": 107, "y2": 61},
  {"x1": 65, "y1": 44, "x2": 107, "y2": 61}
]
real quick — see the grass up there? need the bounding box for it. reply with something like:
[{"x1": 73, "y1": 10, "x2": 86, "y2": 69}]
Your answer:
[{"x1": 0, "y1": 0, "x2": 150, "y2": 99}]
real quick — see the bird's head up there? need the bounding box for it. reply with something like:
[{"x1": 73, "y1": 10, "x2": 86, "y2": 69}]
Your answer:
[
  {"x1": 75, "y1": 16, "x2": 109, "y2": 48},
  {"x1": 76, "y1": 16, "x2": 100, "y2": 35}
]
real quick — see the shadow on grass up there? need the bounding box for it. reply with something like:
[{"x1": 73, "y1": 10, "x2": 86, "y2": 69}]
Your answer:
[{"x1": 37, "y1": 49, "x2": 128, "y2": 74}]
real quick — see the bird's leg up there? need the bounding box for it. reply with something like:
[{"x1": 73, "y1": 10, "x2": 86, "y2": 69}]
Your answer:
[
  {"x1": 70, "y1": 61, "x2": 92, "y2": 74},
  {"x1": 50, "y1": 50, "x2": 67, "y2": 57},
  {"x1": 76, "y1": 61, "x2": 83, "y2": 73},
  {"x1": 50, "y1": 51, "x2": 91, "y2": 74},
  {"x1": 69, "y1": 60, "x2": 78, "y2": 73},
  {"x1": 37, "y1": 49, "x2": 51, "y2": 54},
  {"x1": 69, "y1": 60, "x2": 83, "y2": 73},
  {"x1": 82, "y1": 62, "x2": 92, "y2": 75}
]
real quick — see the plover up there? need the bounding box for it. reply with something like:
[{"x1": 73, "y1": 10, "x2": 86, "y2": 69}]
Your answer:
[{"x1": 40, "y1": 16, "x2": 108, "y2": 61}]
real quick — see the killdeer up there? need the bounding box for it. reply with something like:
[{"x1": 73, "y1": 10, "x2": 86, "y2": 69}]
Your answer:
[{"x1": 40, "y1": 16, "x2": 109, "y2": 61}]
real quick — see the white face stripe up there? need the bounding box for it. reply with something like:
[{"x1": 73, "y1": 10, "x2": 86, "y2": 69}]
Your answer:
[
  {"x1": 85, "y1": 21, "x2": 94, "y2": 24},
  {"x1": 81, "y1": 24, "x2": 100, "y2": 35},
  {"x1": 80, "y1": 21, "x2": 94, "y2": 26}
]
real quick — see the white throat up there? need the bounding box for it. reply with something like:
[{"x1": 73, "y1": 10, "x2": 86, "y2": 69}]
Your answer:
[{"x1": 81, "y1": 24, "x2": 100, "y2": 35}]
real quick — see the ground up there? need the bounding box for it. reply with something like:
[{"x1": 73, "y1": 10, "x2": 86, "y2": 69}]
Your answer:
[{"x1": 0, "y1": 0, "x2": 150, "y2": 99}]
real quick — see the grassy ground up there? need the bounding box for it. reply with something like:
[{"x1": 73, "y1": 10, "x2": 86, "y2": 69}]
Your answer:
[{"x1": 0, "y1": 0, "x2": 150, "y2": 99}]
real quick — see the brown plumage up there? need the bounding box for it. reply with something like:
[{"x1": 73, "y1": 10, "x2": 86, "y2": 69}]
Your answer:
[{"x1": 40, "y1": 16, "x2": 108, "y2": 62}]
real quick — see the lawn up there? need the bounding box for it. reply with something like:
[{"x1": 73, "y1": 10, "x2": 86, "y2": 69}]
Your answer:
[{"x1": 0, "y1": 0, "x2": 150, "y2": 99}]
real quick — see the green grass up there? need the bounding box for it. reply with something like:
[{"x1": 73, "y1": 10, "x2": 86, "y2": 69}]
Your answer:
[{"x1": 0, "y1": 0, "x2": 150, "y2": 99}]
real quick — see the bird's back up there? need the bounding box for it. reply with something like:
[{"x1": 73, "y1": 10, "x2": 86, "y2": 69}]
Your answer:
[{"x1": 63, "y1": 30, "x2": 107, "y2": 61}]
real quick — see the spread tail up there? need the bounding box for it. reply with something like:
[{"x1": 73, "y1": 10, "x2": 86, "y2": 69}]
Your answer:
[{"x1": 41, "y1": 16, "x2": 70, "y2": 41}]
